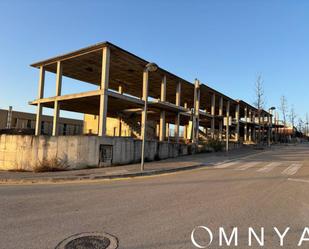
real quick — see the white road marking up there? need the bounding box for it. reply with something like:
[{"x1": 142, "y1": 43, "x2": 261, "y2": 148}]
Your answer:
[
  {"x1": 236, "y1": 162, "x2": 260, "y2": 171},
  {"x1": 288, "y1": 178, "x2": 309, "y2": 183},
  {"x1": 257, "y1": 162, "x2": 282, "y2": 173},
  {"x1": 215, "y1": 161, "x2": 240, "y2": 169},
  {"x1": 282, "y1": 163, "x2": 303, "y2": 176}
]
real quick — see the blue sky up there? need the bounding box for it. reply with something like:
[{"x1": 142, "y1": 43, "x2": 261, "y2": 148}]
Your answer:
[{"x1": 0, "y1": 0, "x2": 308, "y2": 122}]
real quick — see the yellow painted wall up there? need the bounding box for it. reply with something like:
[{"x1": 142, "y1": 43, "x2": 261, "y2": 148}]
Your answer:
[{"x1": 83, "y1": 114, "x2": 132, "y2": 136}]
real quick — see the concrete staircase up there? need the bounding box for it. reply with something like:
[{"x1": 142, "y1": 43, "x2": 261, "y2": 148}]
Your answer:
[
  {"x1": 120, "y1": 113, "x2": 158, "y2": 140},
  {"x1": 120, "y1": 113, "x2": 141, "y2": 138},
  {"x1": 198, "y1": 128, "x2": 208, "y2": 141}
]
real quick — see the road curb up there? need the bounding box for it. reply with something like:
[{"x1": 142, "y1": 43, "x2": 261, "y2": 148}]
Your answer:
[
  {"x1": 0, "y1": 163, "x2": 207, "y2": 185},
  {"x1": 0, "y1": 149, "x2": 269, "y2": 185}
]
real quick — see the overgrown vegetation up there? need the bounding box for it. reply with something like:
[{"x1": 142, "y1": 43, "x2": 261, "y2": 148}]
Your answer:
[
  {"x1": 8, "y1": 168, "x2": 30, "y2": 172},
  {"x1": 207, "y1": 139, "x2": 224, "y2": 152},
  {"x1": 34, "y1": 157, "x2": 69, "y2": 173}
]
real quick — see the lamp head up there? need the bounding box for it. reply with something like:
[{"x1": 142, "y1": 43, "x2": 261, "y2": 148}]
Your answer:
[{"x1": 145, "y1": 62, "x2": 158, "y2": 72}]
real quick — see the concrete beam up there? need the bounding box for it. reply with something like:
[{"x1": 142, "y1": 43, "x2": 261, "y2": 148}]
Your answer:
[
  {"x1": 30, "y1": 89, "x2": 144, "y2": 106},
  {"x1": 98, "y1": 47, "x2": 110, "y2": 136}
]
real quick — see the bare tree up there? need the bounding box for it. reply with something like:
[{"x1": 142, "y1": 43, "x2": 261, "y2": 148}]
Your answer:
[
  {"x1": 253, "y1": 74, "x2": 265, "y2": 144},
  {"x1": 297, "y1": 118, "x2": 303, "y2": 133},
  {"x1": 279, "y1": 95, "x2": 288, "y2": 126},
  {"x1": 289, "y1": 105, "x2": 297, "y2": 128},
  {"x1": 253, "y1": 74, "x2": 265, "y2": 110}
]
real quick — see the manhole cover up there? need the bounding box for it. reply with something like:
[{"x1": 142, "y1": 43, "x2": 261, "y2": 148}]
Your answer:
[{"x1": 55, "y1": 232, "x2": 118, "y2": 249}]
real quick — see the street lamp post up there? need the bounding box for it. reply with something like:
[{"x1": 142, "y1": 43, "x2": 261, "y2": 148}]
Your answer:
[
  {"x1": 268, "y1": 107, "x2": 276, "y2": 147},
  {"x1": 141, "y1": 62, "x2": 158, "y2": 172}
]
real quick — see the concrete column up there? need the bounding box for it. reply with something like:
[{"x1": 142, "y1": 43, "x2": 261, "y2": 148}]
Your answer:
[
  {"x1": 117, "y1": 85, "x2": 123, "y2": 136},
  {"x1": 252, "y1": 111, "x2": 256, "y2": 142},
  {"x1": 166, "y1": 123, "x2": 170, "y2": 139},
  {"x1": 211, "y1": 93, "x2": 216, "y2": 138},
  {"x1": 141, "y1": 68, "x2": 149, "y2": 141},
  {"x1": 184, "y1": 102, "x2": 188, "y2": 139},
  {"x1": 235, "y1": 104, "x2": 240, "y2": 142},
  {"x1": 262, "y1": 113, "x2": 265, "y2": 142},
  {"x1": 98, "y1": 47, "x2": 110, "y2": 136},
  {"x1": 218, "y1": 96, "x2": 223, "y2": 141},
  {"x1": 118, "y1": 85, "x2": 123, "y2": 94},
  {"x1": 248, "y1": 109, "x2": 252, "y2": 142},
  {"x1": 35, "y1": 66, "x2": 45, "y2": 135},
  {"x1": 174, "y1": 81, "x2": 181, "y2": 142},
  {"x1": 52, "y1": 61, "x2": 62, "y2": 136},
  {"x1": 184, "y1": 125, "x2": 187, "y2": 140},
  {"x1": 244, "y1": 106, "x2": 248, "y2": 142},
  {"x1": 156, "y1": 123, "x2": 160, "y2": 138},
  {"x1": 193, "y1": 79, "x2": 200, "y2": 143},
  {"x1": 159, "y1": 75, "x2": 166, "y2": 141},
  {"x1": 226, "y1": 100, "x2": 230, "y2": 151},
  {"x1": 175, "y1": 81, "x2": 181, "y2": 106}
]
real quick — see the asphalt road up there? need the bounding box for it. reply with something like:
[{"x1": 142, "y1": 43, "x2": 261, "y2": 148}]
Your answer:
[{"x1": 1, "y1": 144, "x2": 309, "y2": 249}]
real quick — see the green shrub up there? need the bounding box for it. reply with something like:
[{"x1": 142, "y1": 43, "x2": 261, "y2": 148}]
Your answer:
[
  {"x1": 34, "y1": 157, "x2": 69, "y2": 173},
  {"x1": 207, "y1": 138, "x2": 224, "y2": 152}
]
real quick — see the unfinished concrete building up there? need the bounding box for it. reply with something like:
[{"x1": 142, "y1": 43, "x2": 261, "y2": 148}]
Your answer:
[{"x1": 0, "y1": 42, "x2": 275, "y2": 170}]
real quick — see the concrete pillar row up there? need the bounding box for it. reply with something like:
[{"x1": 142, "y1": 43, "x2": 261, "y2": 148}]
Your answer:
[
  {"x1": 98, "y1": 46, "x2": 110, "y2": 136},
  {"x1": 35, "y1": 66, "x2": 45, "y2": 136}
]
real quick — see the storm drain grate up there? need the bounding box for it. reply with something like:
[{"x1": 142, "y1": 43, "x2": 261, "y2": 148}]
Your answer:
[{"x1": 55, "y1": 232, "x2": 118, "y2": 249}]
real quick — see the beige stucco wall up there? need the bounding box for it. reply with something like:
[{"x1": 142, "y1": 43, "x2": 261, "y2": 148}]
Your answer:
[
  {"x1": 0, "y1": 135, "x2": 189, "y2": 171},
  {"x1": 0, "y1": 109, "x2": 83, "y2": 135}
]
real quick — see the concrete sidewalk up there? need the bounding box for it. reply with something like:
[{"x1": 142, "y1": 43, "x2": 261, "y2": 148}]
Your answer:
[{"x1": 0, "y1": 146, "x2": 267, "y2": 184}]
